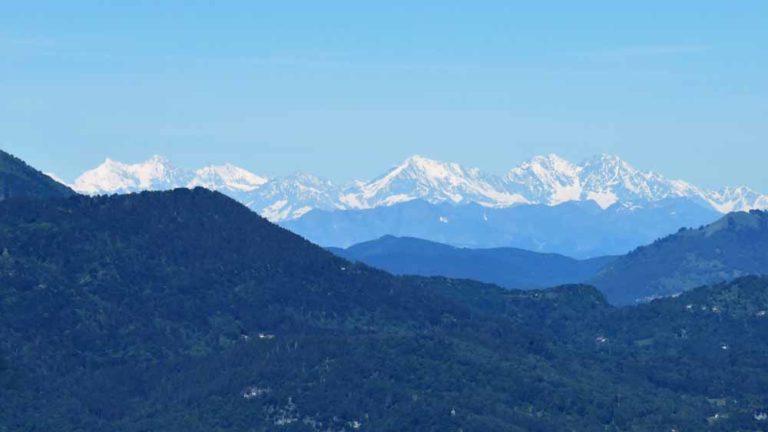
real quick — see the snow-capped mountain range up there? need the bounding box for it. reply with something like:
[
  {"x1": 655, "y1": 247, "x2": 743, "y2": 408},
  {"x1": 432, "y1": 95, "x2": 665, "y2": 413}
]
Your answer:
[{"x1": 62, "y1": 154, "x2": 768, "y2": 221}]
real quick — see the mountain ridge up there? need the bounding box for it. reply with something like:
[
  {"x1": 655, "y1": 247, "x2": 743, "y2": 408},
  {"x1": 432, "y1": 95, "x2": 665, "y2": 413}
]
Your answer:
[
  {"x1": 286, "y1": 197, "x2": 720, "y2": 257},
  {"x1": 329, "y1": 235, "x2": 617, "y2": 289},
  {"x1": 59, "y1": 153, "x2": 768, "y2": 222},
  {"x1": 0, "y1": 150, "x2": 75, "y2": 200},
  {"x1": 592, "y1": 209, "x2": 768, "y2": 304}
]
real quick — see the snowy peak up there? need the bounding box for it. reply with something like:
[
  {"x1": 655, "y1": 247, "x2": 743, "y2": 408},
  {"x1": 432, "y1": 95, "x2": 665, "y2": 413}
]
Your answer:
[
  {"x1": 370, "y1": 155, "x2": 469, "y2": 189},
  {"x1": 70, "y1": 155, "x2": 331, "y2": 221},
  {"x1": 581, "y1": 154, "x2": 649, "y2": 195},
  {"x1": 524, "y1": 153, "x2": 582, "y2": 177},
  {"x1": 501, "y1": 153, "x2": 768, "y2": 211},
  {"x1": 345, "y1": 155, "x2": 529, "y2": 208},
  {"x1": 579, "y1": 154, "x2": 653, "y2": 207},
  {"x1": 253, "y1": 172, "x2": 342, "y2": 221},
  {"x1": 260, "y1": 172, "x2": 340, "y2": 203},
  {"x1": 68, "y1": 152, "x2": 768, "y2": 221},
  {"x1": 578, "y1": 154, "x2": 702, "y2": 208},
  {"x1": 398, "y1": 154, "x2": 468, "y2": 180},
  {"x1": 704, "y1": 186, "x2": 768, "y2": 214},
  {"x1": 73, "y1": 155, "x2": 191, "y2": 194},
  {"x1": 188, "y1": 164, "x2": 268, "y2": 192},
  {"x1": 361, "y1": 155, "x2": 473, "y2": 202},
  {"x1": 505, "y1": 154, "x2": 582, "y2": 205}
]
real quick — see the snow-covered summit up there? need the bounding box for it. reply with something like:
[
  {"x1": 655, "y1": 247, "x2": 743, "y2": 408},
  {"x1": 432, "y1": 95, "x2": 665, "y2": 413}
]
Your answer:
[
  {"x1": 342, "y1": 155, "x2": 529, "y2": 209},
  {"x1": 578, "y1": 154, "x2": 692, "y2": 208},
  {"x1": 188, "y1": 164, "x2": 268, "y2": 192},
  {"x1": 68, "y1": 153, "x2": 768, "y2": 221},
  {"x1": 499, "y1": 153, "x2": 704, "y2": 209},
  {"x1": 704, "y1": 186, "x2": 768, "y2": 214},
  {"x1": 253, "y1": 172, "x2": 343, "y2": 221},
  {"x1": 504, "y1": 154, "x2": 582, "y2": 205},
  {"x1": 73, "y1": 155, "x2": 191, "y2": 194}
]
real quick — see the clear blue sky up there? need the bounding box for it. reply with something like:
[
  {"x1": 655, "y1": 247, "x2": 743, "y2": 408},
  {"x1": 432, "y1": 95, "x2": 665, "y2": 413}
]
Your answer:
[{"x1": 1, "y1": 1, "x2": 766, "y2": 189}]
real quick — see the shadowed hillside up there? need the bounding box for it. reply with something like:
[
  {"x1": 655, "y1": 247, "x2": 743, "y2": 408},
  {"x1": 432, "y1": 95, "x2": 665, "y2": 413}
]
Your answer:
[
  {"x1": 592, "y1": 210, "x2": 768, "y2": 305},
  {"x1": 330, "y1": 235, "x2": 616, "y2": 289},
  {"x1": 1, "y1": 188, "x2": 768, "y2": 430},
  {"x1": 0, "y1": 150, "x2": 74, "y2": 200}
]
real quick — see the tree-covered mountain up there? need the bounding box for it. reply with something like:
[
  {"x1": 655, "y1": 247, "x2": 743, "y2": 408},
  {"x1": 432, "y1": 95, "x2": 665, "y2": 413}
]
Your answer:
[
  {"x1": 592, "y1": 210, "x2": 768, "y2": 305},
  {"x1": 0, "y1": 150, "x2": 74, "y2": 200},
  {"x1": 329, "y1": 235, "x2": 616, "y2": 289},
  {"x1": 2, "y1": 188, "x2": 768, "y2": 430}
]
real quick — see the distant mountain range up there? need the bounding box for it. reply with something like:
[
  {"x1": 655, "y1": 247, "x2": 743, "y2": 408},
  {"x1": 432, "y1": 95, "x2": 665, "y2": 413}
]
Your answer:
[
  {"x1": 329, "y1": 235, "x2": 616, "y2": 289},
  {"x1": 50, "y1": 152, "x2": 765, "y2": 256},
  {"x1": 331, "y1": 209, "x2": 768, "y2": 306},
  {"x1": 287, "y1": 197, "x2": 720, "y2": 257},
  {"x1": 61, "y1": 153, "x2": 768, "y2": 222}
]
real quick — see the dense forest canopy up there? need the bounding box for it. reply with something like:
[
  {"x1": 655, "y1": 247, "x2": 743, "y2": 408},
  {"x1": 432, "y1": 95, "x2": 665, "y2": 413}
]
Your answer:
[
  {"x1": 1, "y1": 188, "x2": 767, "y2": 431},
  {"x1": 0, "y1": 150, "x2": 74, "y2": 200},
  {"x1": 593, "y1": 210, "x2": 768, "y2": 304}
]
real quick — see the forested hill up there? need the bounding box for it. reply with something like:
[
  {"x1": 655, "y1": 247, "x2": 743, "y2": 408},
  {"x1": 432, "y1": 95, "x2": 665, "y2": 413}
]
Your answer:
[
  {"x1": 329, "y1": 235, "x2": 615, "y2": 289},
  {"x1": 2, "y1": 188, "x2": 768, "y2": 431},
  {"x1": 0, "y1": 150, "x2": 74, "y2": 200},
  {"x1": 592, "y1": 210, "x2": 768, "y2": 305}
]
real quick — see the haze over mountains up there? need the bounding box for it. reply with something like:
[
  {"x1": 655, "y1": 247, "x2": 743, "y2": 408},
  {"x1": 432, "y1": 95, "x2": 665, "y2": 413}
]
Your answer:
[
  {"x1": 285, "y1": 197, "x2": 719, "y2": 257},
  {"x1": 50, "y1": 153, "x2": 764, "y2": 256},
  {"x1": 331, "y1": 208, "x2": 768, "y2": 306},
  {"x1": 329, "y1": 236, "x2": 616, "y2": 290},
  {"x1": 64, "y1": 153, "x2": 768, "y2": 221}
]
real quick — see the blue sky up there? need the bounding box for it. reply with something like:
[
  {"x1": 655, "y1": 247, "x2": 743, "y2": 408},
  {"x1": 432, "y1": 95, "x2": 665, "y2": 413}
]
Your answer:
[{"x1": 1, "y1": 1, "x2": 767, "y2": 189}]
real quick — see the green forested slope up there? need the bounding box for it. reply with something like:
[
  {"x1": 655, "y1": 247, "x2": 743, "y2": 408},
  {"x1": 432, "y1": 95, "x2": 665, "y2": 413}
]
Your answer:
[
  {"x1": 0, "y1": 150, "x2": 74, "y2": 200},
  {"x1": 1, "y1": 189, "x2": 767, "y2": 431},
  {"x1": 593, "y1": 210, "x2": 768, "y2": 304}
]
